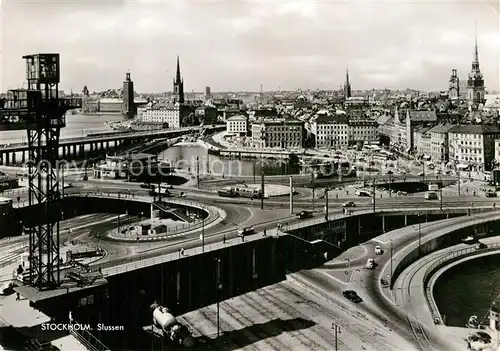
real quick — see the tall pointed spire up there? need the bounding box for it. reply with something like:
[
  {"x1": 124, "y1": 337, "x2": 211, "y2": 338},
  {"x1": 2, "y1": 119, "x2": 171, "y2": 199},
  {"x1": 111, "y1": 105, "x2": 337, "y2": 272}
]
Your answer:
[
  {"x1": 473, "y1": 21, "x2": 479, "y2": 63},
  {"x1": 345, "y1": 66, "x2": 350, "y2": 85},
  {"x1": 176, "y1": 55, "x2": 181, "y2": 83},
  {"x1": 344, "y1": 65, "x2": 352, "y2": 99}
]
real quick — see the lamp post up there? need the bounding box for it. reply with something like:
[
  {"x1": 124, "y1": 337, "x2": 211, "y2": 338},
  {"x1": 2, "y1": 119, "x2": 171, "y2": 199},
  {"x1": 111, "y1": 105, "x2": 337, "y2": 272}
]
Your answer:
[
  {"x1": 418, "y1": 212, "x2": 422, "y2": 257},
  {"x1": 332, "y1": 323, "x2": 341, "y2": 351},
  {"x1": 372, "y1": 179, "x2": 376, "y2": 213},
  {"x1": 344, "y1": 258, "x2": 350, "y2": 283},
  {"x1": 215, "y1": 258, "x2": 222, "y2": 338},
  {"x1": 324, "y1": 187, "x2": 330, "y2": 221},
  {"x1": 390, "y1": 239, "x2": 394, "y2": 288},
  {"x1": 439, "y1": 175, "x2": 443, "y2": 211},
  {"x1": 201, "y1": 216, "x2": 205, "y2": 253},
  {"x1": 196, "y1": 156, "x2": 200, "y2": 189}
]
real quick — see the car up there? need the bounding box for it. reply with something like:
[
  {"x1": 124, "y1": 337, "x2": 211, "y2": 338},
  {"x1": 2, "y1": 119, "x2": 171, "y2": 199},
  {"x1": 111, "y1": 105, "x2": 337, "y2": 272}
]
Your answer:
[
  {"x1": 418, "y1": 171, "x2": 424, "y2": 176},
  {"x1": 237, "y1": 227, "x2": 255, "y2": 237},
  {"x1": 342, "y1": 290, "x2": 363, "y2": 303},
  {"x1": 425, "y1": 192, "x2": 438, "y2": 200},
  {"x1": 343, "y1": 201, "x2": 356, "y2": 208},
  {"x1": 486, "y1": 191, "x2": 497, "y2": 198},
  {"x1": 140, "y1": 183, "x2": 152, "y2": 189},
  {"x1": 387, "y1": 170, "x2": 393, "y2": 175},
  {"x1": 374, "y1": 245, "x2": 383, "y2": 255},
  {"x1": 475, "y1": 242, "x2": 487, "y2": 250},
  {"x1": 365, "y1": 258, "x2": 376, "y2": 269},
  {"x1": 462, "y1": 236, "x2": 476, "y2": 244},
  {"x1": 0, "y1": 282, "x2": 14, "y2": 296},
  {"x1": 296, "y1": 211, "x2": 313, "y2": 219}
]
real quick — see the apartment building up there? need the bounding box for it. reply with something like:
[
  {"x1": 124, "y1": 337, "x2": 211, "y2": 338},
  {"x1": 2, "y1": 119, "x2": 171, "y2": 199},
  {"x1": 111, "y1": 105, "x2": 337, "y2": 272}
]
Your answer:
[{"x1": 251, "y1": 118, "x2": 304, "y2": 149}]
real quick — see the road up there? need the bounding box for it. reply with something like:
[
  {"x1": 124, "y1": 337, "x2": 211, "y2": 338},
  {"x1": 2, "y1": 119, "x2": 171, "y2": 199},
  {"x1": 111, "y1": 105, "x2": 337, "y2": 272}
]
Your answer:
[{"x1": 289, "y1": 212, "x2": 500, "y2": 351}]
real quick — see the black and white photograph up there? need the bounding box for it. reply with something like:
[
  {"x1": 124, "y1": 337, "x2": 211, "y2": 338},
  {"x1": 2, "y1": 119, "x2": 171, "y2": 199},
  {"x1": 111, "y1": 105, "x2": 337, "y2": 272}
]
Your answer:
[{"x1": 0, "y1": 0, "x2": 499, "y2": 350}]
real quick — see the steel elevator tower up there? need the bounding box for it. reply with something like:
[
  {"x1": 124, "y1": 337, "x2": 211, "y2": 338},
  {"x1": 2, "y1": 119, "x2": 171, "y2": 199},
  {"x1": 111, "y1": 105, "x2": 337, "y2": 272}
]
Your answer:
[{"x1": 0, "y1": 54, "x2": 81, "y2": 289}]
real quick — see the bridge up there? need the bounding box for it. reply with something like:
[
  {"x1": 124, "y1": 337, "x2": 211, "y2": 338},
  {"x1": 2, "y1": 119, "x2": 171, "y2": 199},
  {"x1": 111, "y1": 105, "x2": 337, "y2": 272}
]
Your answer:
[{"x1": 0, "y1": 124, "x2": 225, "y2": 165}]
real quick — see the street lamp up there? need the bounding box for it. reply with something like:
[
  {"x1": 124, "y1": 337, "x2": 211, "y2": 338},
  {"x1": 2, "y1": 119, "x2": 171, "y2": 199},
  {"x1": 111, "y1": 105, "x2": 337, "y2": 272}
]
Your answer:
[
  {"x1": 215, "y1": 258, "x2": 222, "y2": 338},
  {"x1": 418, "y1": 212, "x2": 422, "y2": 257},
  {"x1": 344, "y1": 258, "x2": 350, "y2": 283},
  {"x1": 332, "y1": 323, "x2": 341, "y2": 351},
  {"x1": 324, "y1": 187, "x2": 331, "y2": 221}
]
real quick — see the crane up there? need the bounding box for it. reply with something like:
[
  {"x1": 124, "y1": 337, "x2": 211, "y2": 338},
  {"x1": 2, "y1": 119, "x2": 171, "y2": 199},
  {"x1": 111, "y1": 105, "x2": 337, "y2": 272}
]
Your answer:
[{"x1": 0, "y1": 53, "x2": 81, "y2": 289}]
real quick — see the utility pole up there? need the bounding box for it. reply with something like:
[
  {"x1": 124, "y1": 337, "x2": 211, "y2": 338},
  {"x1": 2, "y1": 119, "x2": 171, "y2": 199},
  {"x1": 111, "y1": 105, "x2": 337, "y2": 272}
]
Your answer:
[
  {"x1": 117, "y1": 192, "x2": 121, "y2": 234},
  {"x1": 458, "y1": 170, "x2": 461, "y2": 196},
  {"x1": 388, "y1": 172, "x2": 392, "y2": 198},
  {"x1": 289, "y1": 176, "x2": 294, "y2": 214},
  {"x1": 372, "y1": 179, "x2": 376, "y2": 213},
  {"x1": 196, "y1": 156, "x2": 200, "y2": 189},
  {"x1": 422, "y1": 161, "x2": 425, "y2": 181},
  {"x1": 325, "y1": 187, "x2": 329, "y2": 221},
  {"x1": 390, "y1": 239, "x2": 394, "y2": 287},
  {"x1": 201, "y1": 217, "x2": 205, "y2": 253},
  {"x1": 311, "y1": 172, "x2": 315, "y2": 211},
  {"x1": 61, "y1": 164, "x2": 65, "y2": 199},
  {"x1": 440, "y1": 182, "x2": 443, "y2": 211},
  {"x1": 260, "y1": 170, "x2": 265, "y2": 210},
  {"x1": 418, "y1": 214, "x2": 422, "y2": 257},
  {"x1": 253, "y1": 160, "x2": 256, "y2": 184},
  {"x1": 332, "y1": 323, "x2": 341, "y2": 351},
  {"x1": 216, "y1": 258, "x2": 222, "y2": 338}
]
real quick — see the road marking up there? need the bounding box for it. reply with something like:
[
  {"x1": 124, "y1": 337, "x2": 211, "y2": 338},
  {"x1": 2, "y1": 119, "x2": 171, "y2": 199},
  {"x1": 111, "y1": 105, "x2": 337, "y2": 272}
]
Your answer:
[{"x1": 322, "y1": 271, "x2": 348, "y2": 285}]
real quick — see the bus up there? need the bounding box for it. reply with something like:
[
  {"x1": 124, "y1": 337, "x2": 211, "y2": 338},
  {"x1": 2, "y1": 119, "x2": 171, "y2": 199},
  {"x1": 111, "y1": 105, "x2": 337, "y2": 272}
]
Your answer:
[{"x1": 217, "y1": 186, "x2": 262, "y2": 199}]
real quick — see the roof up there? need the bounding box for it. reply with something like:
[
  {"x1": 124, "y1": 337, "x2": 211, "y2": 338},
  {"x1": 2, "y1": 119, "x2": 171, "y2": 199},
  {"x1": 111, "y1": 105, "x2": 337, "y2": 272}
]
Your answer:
[
  {"x1": 407, "y1": 110, "x2": 437, "y2": 122},
  {"x1": 99, "y1": 98, "x2": 122, "y2": 104},
  {"x1": 227, "y1": 115, "x2": 248, "y2": 121},
  {"x1": 314, "y1": 114, "x2": 347, "y2": 124},
  {"x1": 448, "y1": 125, "x2": 500, "y2": 135},
  {"x1": 427, "y1": 123, "x2": 456, "y2": 134},
  {"x1": 377, "y1": 115, "x2": 393, "y2": 125}
]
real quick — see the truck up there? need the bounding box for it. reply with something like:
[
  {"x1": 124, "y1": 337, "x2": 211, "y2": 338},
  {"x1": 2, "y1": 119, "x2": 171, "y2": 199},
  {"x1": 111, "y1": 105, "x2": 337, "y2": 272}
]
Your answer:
[{"x1": 145, "y1": 303, "x2": 195, "y2": 348}]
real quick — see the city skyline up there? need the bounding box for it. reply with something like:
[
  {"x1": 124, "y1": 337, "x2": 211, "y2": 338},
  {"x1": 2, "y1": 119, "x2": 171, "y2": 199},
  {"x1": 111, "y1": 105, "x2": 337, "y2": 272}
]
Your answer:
[{"x1": 1, "y1": 0, "x2": 499, "y2": 94}]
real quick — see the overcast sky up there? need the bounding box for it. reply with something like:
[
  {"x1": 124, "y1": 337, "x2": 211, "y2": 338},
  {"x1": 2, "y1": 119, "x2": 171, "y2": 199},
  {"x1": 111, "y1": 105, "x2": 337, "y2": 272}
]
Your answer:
[{"x1": 1, "y1": 0, "x2": 499, "y2": 93}]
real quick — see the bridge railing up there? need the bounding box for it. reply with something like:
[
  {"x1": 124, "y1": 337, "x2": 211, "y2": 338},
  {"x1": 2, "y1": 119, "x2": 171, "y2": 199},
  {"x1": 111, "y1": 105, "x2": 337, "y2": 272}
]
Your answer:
[
  {"x1": 422, "y1": 242, "x2": 500, "y2": 324},
  {"x1": 69, "y1": 322, "x2": 110, "y2": 351}
]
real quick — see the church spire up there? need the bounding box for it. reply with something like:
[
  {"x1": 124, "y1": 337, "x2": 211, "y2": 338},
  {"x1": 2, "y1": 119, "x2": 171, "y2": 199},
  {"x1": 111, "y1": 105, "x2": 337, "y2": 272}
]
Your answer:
[
  {"x1": 344, "y1": 65, "x2": 351, "y2": 99},
  {"x1": 473, "y1": 21, "x2": 479, "y2": 64},
  {"x1": 176, "y1": 55, "x2": 182, "y2": 83}
]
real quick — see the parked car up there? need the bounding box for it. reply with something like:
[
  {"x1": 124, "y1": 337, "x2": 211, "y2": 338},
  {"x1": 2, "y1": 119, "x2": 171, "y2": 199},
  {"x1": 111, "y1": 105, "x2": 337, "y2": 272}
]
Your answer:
[
  {"x1": 486, "y1": 191, "x2": 497, "y2": 198},
  {"x1": 475, "y1": 242, "x2": 487, "y2": 250},
  {"x1": 343, "y1": 201, "x2": 356, "y2": 208},
  {"x1": 374, "y1": 245, "x2": 383, "y2": 255},
  {"x1": 342, "y1": 290, "x2": 363, "y2": 303},
  {"x1": 237, "y1": 227, "x2": 255, "y2": 237},
  {"x1": 296, "y1": 211, "x2": 313, "y2": 219}
]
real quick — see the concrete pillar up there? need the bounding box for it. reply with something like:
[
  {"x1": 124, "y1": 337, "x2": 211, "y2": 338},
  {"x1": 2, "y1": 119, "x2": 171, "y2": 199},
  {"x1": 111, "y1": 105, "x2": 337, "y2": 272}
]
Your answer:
[
  {"x1": 358, "y1": 216, "x2": 361, "y2": 235},
  {"x1": 21, "y1": 151, "x2": 26, "y2": 164},
  {"x1": 404, "y1": 214, "x2": 408, "y2": 226},
  {"x1": 0, "y1": 153, "x2": 3, "y2": 165},
  {"x1": 11, "y1": 152, "x2": 16, "y2": 165},
  {"x1": 289, "y1": 176, "x2": 294, "y2": 214},
  {"x1": 62, "y1": 146, "x2": 66, "y2": 158},
  {"x1": 382, "y1": 215, "x2": 385, "y2": 233}
]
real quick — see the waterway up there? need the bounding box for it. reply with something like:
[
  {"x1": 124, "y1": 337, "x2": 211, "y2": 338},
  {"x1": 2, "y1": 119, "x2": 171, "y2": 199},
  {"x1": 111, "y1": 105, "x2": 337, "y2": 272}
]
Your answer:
[
  {"x1": 159, "y1": 144, "x2": 296, "y2": 177},
  {"x1": 433, "y1": 254, "x2": 500, "y2": 328},
  {"x1": 0, "y1": 113, "x2": 126, "y2": 143}
]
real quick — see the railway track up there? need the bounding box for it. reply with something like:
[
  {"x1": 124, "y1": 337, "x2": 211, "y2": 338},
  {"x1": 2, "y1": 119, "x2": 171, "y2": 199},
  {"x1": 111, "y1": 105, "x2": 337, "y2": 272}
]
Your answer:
[
  {"x1": 253, "y1": 287, "x2": 337, "y2": 350},
  {"x1": 220, "y1": 300, "x2": 288, "y2": 351}
]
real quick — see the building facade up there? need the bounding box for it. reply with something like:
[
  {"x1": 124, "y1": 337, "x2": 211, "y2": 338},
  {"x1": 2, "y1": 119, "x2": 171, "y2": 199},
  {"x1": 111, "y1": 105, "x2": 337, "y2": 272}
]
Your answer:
[
  {"x1": 251, "y1": 118, "x2": 304, "y2": 149},
  {"x1": 405, "y1": 110, "x2": 437, "y2": 152},
  {"x1": 138, "y1": 102, "x2": 187, "y2": 128},
  {"x1": 310, "y1": 114, "x2": 349, "y2": 149},
  {"x1": 226, "y1": 115, "x2": 248, "y2": 136},
  {"x1": 347, "y1": 118, "x2": 378, "y2": 146},
  {"x1": 428, "y1": 124, "x2": 455, "y2": 162},
  {"x1": 448, "y1": 125, "x2": 500, "y2": 171}
]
